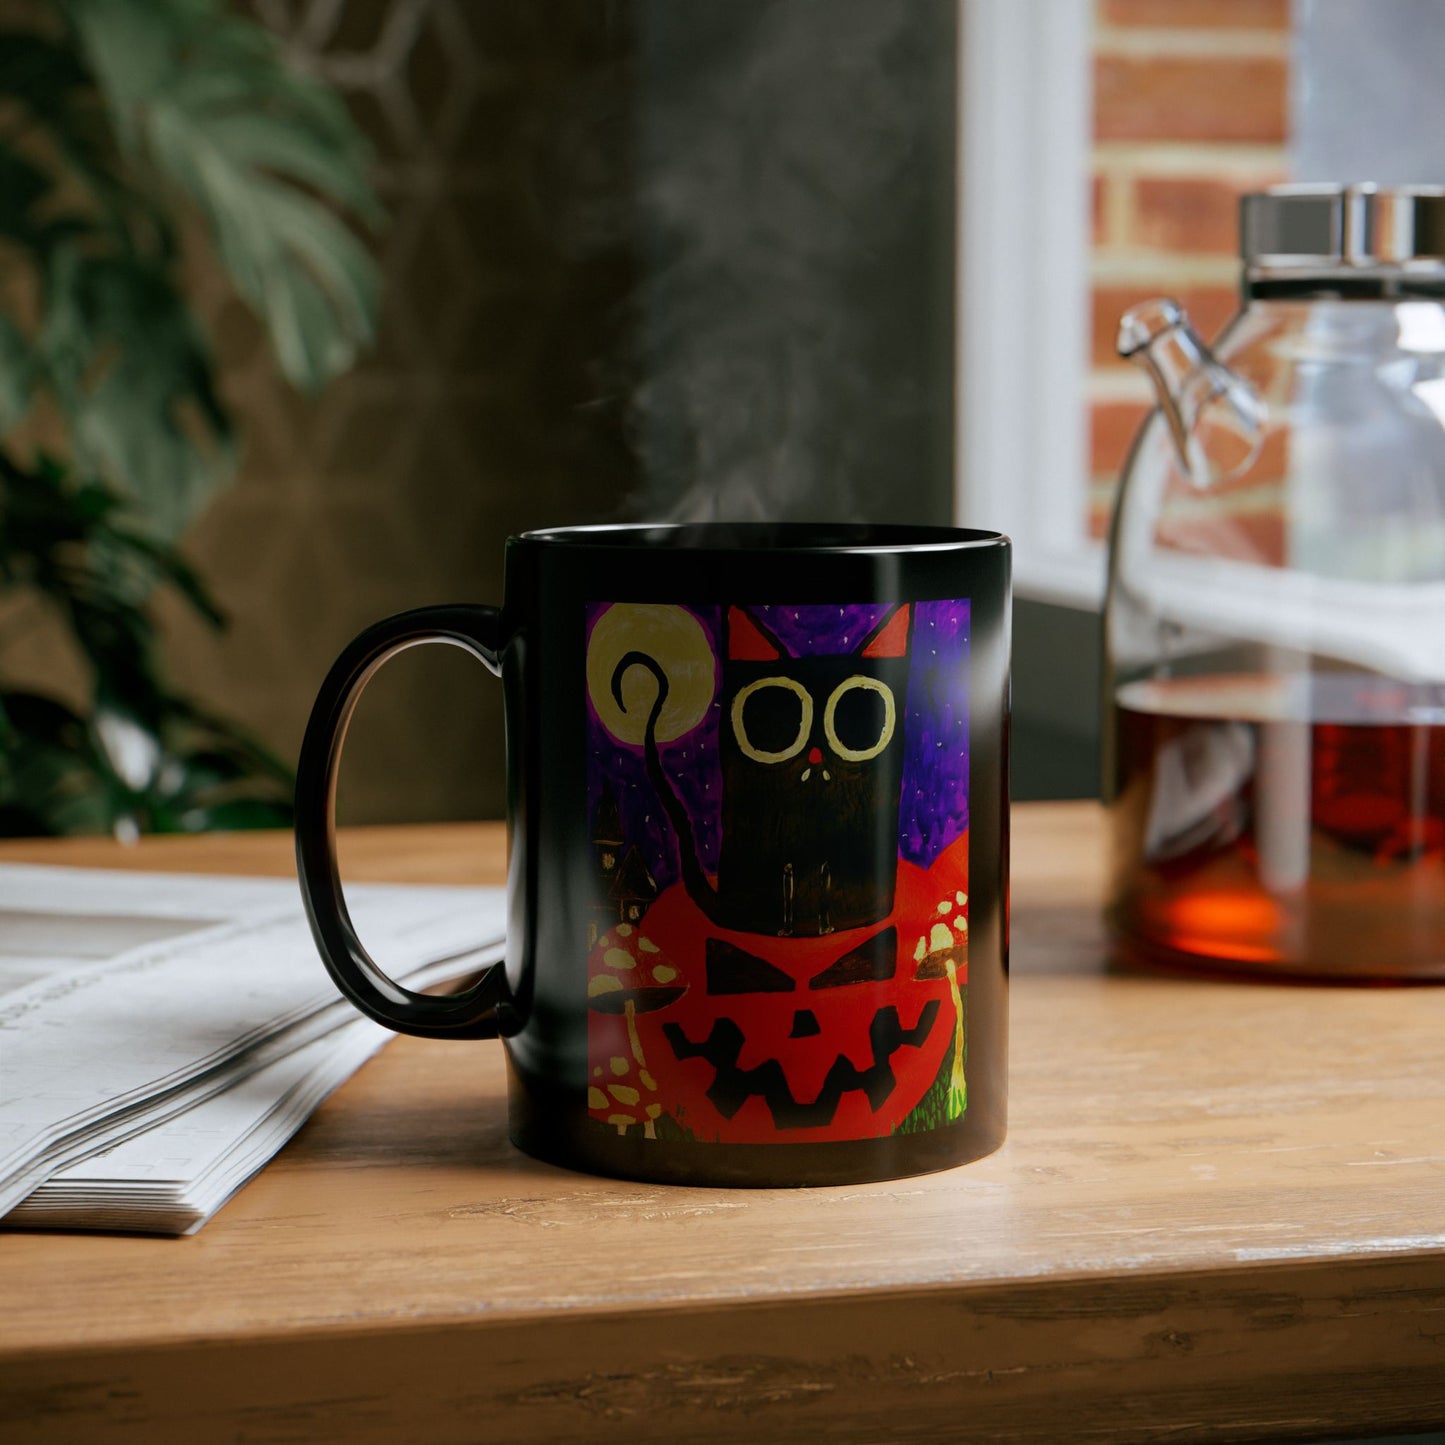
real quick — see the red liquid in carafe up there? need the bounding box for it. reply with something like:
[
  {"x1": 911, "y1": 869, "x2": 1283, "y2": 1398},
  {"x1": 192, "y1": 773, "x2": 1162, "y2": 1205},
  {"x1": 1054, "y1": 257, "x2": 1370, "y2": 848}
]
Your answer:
[{"x1": 1109, "y1": 674, "x2": 1445, "y2": 979}]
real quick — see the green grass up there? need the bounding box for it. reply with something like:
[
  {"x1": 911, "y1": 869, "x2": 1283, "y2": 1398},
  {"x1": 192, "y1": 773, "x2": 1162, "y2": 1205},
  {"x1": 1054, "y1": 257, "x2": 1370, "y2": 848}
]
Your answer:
[{"x1": 895, "y1": 991, "x2": 967, "y2": 1135}]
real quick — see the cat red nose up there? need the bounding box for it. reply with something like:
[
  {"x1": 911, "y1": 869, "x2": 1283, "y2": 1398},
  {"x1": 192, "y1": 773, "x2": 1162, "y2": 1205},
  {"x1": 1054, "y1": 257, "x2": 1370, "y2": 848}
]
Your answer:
[{"x1": 807, "y1": 746, "x2": 823, "y2": 765}]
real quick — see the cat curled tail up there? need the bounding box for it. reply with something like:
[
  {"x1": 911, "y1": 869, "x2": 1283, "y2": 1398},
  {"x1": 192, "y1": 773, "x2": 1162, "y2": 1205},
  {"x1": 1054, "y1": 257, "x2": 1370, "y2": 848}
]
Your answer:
[{"x1": 611, "y1": 650, "x2": 722, "y2": 923}]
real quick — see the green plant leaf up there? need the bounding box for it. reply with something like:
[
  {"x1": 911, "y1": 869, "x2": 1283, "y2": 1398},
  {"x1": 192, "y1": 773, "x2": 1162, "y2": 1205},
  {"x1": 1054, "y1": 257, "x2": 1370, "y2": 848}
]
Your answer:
[
  {"x1": 0, "y1": 33, "x2": 89, "y2": 117},
  {"x1": 36, "y1": 248, "x2": 235, "y2": 537},
  {"x1": 0, "y1": 674, "x2": 296, "y2": 838},
  {"x1": 0, "y1": 1, "x2": 361, "y2": 837},
  {"x1": 0, "y1": 315, "x2": 32, "y2": 427},
  {"x1": 0, "y1": 453, "x2": 222, "y2": 738},
  {"x1": 169, "y1": 705, "x2": 295, "y2": 787},
  {"x1": 107, "y1": 524, "x2": 225, "y2": 626},
  {"x1": 0, "y1": 31, "x2": 159, "y2": 257},
  {"x1": 0, "y1": 689, "x2": 115, "y2": 837},
  {"x1": 0, "y1": 148, "x2": 51, "y2": 245},
  {"x1": 64, "y1": 0, "x2": 381, "y2": 392}
]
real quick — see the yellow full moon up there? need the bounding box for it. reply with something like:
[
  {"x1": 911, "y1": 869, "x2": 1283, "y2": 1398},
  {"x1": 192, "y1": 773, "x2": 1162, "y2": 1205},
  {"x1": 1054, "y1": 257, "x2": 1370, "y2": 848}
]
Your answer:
[{"x1": 587, "y1": 604, "x2": 716, "y2": 746}]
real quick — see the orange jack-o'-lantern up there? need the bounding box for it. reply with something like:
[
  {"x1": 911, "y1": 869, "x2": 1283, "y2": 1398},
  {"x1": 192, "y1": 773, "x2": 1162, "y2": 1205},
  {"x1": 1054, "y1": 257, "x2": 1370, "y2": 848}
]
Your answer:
[{"x1": 587, "y1": 833, "x2": 969, "y2": 1143}]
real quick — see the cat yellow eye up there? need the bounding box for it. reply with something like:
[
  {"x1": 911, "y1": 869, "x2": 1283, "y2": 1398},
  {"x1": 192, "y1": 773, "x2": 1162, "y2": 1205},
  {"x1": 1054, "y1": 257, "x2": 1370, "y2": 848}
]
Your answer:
[
  {"x1": 824, "y1": 676, "x2": 896, "y2": 761},
  {"x1": 731, "y1": 676, "x2": 813, "y2": 763}
]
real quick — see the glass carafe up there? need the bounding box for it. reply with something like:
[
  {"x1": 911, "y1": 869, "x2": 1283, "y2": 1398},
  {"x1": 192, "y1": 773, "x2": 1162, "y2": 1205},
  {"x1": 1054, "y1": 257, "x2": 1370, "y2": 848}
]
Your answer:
[{"x1": 1105, "y1": 184, "x2": 1445, "y2": 980}]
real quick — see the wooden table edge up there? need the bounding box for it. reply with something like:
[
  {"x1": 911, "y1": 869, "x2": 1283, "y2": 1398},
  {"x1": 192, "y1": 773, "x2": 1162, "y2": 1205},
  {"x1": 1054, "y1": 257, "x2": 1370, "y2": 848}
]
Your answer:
[
  {"x1": 6, "y1": 1250, "x2": 1445, "y2": 1443},
  {"x1": 4, "y1": 1240, "x2": 1445, "y2": 1357}
]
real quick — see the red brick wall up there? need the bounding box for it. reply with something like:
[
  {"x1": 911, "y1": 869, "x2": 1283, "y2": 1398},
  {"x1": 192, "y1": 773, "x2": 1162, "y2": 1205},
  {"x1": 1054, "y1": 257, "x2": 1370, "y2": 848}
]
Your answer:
[{"x1": 1088, "y1": 0, "x2": 1291, "y2": 538}]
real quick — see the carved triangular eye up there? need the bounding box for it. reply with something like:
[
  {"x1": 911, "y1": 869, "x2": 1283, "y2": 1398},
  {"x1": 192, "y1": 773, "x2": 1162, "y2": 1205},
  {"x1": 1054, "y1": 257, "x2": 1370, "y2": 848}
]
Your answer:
[
  {"x1": 809, "y1": 926, "x2": 897, "y2": 988},
  {"x1": 706, "y1": 938, "x2": 796, "y2": 994}
]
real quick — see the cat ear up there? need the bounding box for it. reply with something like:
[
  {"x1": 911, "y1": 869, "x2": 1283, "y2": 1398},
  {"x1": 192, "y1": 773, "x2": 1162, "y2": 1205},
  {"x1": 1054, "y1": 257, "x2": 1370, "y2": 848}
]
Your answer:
[
  {"x1": 727, "y1": 607, "x2": 787, "y2": 661},
  {"x1": 860, "y1": 604, "x2": 911, "y2": 659}
]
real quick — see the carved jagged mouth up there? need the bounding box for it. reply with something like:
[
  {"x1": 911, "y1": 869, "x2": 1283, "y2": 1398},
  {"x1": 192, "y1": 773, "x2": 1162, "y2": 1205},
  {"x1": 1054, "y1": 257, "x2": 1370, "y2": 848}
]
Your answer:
[{"x1": 661, "y1": 1000, "x2": 942, "y2": 1130}]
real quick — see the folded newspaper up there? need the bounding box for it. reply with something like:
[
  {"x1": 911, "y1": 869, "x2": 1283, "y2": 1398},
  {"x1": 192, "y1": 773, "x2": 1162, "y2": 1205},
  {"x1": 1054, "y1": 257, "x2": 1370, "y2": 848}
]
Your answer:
[{"x1": 0, "y1": 864, "x2": 505, "y2": 1235}]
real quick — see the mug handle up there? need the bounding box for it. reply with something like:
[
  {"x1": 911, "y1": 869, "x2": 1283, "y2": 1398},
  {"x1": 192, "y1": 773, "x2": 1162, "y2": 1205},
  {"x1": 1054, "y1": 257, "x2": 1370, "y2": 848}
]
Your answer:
[{"x1": 295, "y1": 605, "x2": 509, "y2": 1040}]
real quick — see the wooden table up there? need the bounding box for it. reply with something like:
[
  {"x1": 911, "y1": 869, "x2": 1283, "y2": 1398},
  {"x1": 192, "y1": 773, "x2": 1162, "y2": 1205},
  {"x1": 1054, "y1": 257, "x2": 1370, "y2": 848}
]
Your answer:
[{"x1": 2, "y1": 803, "x2": 1444, "y2": 1444}]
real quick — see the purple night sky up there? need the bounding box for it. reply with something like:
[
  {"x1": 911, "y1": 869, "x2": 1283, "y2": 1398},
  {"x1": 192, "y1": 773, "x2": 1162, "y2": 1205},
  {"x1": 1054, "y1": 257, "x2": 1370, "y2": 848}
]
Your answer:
[{"x1": 586, "y1": 600, "x2": 970, "y2": 890}]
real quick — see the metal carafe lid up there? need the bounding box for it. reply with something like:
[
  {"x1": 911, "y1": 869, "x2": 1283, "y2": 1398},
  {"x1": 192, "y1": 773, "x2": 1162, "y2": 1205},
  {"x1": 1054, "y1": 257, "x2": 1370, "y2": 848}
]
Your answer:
[{"x1": 1241, "y1": 184, "x2": 1445, "y2": 270}]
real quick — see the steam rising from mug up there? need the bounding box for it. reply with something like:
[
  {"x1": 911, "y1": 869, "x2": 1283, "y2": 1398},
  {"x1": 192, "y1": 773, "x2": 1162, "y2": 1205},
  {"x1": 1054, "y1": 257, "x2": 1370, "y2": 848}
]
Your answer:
[{"x1": 556, "y1": 2, "x2": 956, "y2": 525}]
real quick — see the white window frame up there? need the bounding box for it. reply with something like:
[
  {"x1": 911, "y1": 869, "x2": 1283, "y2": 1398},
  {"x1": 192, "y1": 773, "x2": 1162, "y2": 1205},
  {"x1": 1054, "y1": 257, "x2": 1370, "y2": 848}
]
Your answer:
[{"x1": 956, "y1": 0, "x2": 1104, "y2": 611}]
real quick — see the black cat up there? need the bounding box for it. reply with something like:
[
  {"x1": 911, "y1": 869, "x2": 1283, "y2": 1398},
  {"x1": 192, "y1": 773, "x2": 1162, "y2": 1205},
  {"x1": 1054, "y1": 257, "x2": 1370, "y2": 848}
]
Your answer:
[{"x1": 613, "y1": 605, "x2": 912, "y2": 937}]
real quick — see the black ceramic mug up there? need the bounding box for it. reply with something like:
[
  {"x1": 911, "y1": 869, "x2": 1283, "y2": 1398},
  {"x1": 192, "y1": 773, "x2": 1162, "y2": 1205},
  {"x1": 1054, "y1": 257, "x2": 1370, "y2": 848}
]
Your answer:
[{"x1": 295, "y1": 523, "x2": 1010, "y2": 1186}]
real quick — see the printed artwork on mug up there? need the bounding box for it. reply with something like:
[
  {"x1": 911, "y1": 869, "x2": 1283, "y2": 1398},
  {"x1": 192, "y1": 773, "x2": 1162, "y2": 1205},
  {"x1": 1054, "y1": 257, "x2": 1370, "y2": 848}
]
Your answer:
[{"x1": 584, "y1": 601, "x2": 970, "y2": 1144}]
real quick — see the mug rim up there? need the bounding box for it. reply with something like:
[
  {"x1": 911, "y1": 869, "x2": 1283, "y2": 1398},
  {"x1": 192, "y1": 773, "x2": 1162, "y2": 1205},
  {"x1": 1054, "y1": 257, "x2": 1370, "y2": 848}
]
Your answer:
[{"x1": 515, "y1": 522, "x2": 1009, "y2": 555}]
